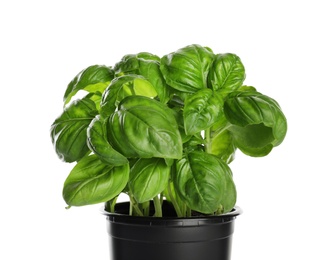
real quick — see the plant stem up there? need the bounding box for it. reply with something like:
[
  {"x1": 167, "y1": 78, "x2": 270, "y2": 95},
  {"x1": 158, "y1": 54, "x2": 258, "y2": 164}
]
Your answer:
[
  {"x1": 142, "y1": 201, "x2": 150, "y2": 216},
  {"x1": 105, "y1": 196, "x2": 118, "y2": 213},
  {"x1": 153, "y1": 196, "x2": 162, "y2": 217},
  {"x1": 128, "y1": 192, "x2": 144, "y2": 216},
  {"x1": 205, "y1": 128, "x2": 211, "y2": 153},
  {"x1": 167, "y1": 182, "x2": 183, "y2": 217}
]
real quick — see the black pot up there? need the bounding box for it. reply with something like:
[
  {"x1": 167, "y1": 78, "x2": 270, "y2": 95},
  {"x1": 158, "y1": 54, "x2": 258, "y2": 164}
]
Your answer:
[{"x1": 102, "y1": 201, "x2": 241, "y2": 260}]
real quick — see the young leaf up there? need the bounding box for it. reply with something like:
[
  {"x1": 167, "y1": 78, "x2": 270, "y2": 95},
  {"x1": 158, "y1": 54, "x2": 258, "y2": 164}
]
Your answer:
[
  {"x1": 63, "y1": 154, "x2": 129, "y2": 206},
  {"x1": 224, "y1": 91, "x2": 287, "y2": 156},
  {"x1": 173, "y1": 151, "x2": 236, "y2": 214},
  {"x1": 100, "y1": 74, "x2": 157, "y2": 116},
  {"x1": 183, "y1": 88, "x2": 223, "y2": 135},
  {"x1": 138, "y1": 59, "x2": 170, "y2": 103},
  {"x1": 50, "y1": 95, "x2": 98, "y2": 162},
  {"x1": 129, "y1": 158, "x2": 170, "y2": 203},
  {"x1": 160, "y1": 44, "x2": 214, "y2": 93},
  {"x1": 107, "y1": 96, "x2": 183, "y2": 159},
  {"x1": 208, "y1": 53, "x2": 245, "y2": 92},
  {"x1": 87, "y1": 116, "x2": 128, "y2": 166},
  {"x1": 63, "y1": 65, "x2": 114, "y2": 105}
]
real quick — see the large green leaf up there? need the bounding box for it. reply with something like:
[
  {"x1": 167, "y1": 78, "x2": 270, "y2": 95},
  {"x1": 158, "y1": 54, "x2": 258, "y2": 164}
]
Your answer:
[
  {"x1": 87, "y1": 116, "x2": 128, "y2": 166},
  {"x1": 208, "y1": 53, "x2": 245, "y2": 93},
  {"x1": 100, "y1": 74, "x2": 157, "y2": 116},
  {"x1": 224, "y1": 91, "x2": 287, "y2": 156},
  {"x1": 50, "y1": 95, "x2": 98, "y2": 162},
  {"x1": 160, "y1": 44, "x2": 214, "y2": 93},
  {"x1": 63, "y1": 65, "x2": 114, "y2": 105},
  {"x1": 107, "y1": 96, "x2": 182, "y2": 159},
  {"x1": 173, "y1": 151, "x2": 236, "y2": 214},
  {"x1": 183, "y1": 88, "x2": 223, "y2": 135},
  {"x1": 63, "y1": 154, "x2": 129, "y2": 206},
  {"x1": 129, "y1": 158, "x2": 170, "y2": 203}
]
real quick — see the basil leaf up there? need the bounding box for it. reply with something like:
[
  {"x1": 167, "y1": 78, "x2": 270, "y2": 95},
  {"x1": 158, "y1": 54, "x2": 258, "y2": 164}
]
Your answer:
[
  {"x1": 64, "y1": 65, "x2": 114, "y2": 105},
  {"x1": 173, "y1": 151, "x2": 236, "y2": 214},
  {"x1": 107, "y1": 96, "x2": 183, "y2": 159},
  {"x1": 210, "y1": 129, "x2": 236, "y2": 164},
  {"x1": 63, "y1": 154, "x2": 129, "y2": 206},
  {"x1": 114, "y1": 52, "x2": 161, "y2": 75},
  {"x1": 136, "y1": 52, "x2": 160, "y2": 61},
  {"x1": 114, "y1": 53, "x2": 169, "y2": 103},
  {"x1": 50, "y1": 95, "x2": 98, "y2": 162},
  {"x1": 138, "y1": 59, "x2": 170, "y2": 103},
  {"x1": 87, "y1": 116, "x2": 128, "y2": 166},
  {"x1": 100, "y1": 74, "x2": 157, "y2": 116},
  {"x1": 129, "y1": 158, "x2": 170, "y2": 203},
  {"x1": 208, "y1": 53, "x2": 245, "y2": 92},
  {"x1": 160, "y1": 44, "x2": 214, "y2": 93},
  {"x1": 224, "y1": 91, "x2": 287, "y2": 156},
  {"x1": 183, "y1": 88, "x2": 223, "y2": 135}
]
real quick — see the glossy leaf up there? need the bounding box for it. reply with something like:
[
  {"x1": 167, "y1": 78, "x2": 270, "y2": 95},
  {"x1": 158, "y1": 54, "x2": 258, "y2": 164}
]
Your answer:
[
  {"x1": 63, "y1": 154, "x2": 129, "y2": 206},
  {"x1": 183, "y1": 88, "x2": 223, "y2": 135},
  {"x1": 114, "y1": 53, "x2": 169, "y2": 103},
  {"x1": 63, "y1": 65, "x2": 114, "y2": 105},
  {"x1": 100, "y1": 74, "x2": 157, "y2": 116},
  {"x1": 107, "y1": 96, "x2": 183, "y2": 159},
  {"x1": 208, "y1": 53, "x2": 245, "y2": 92},
  {"x1": 160, "y1": 44, "x2": 214, "y2": 93},
  {"x1": 173, "y1": 151, "x2": 236, "y2": 214},
  {"x1": 210, "y1": 129, "x2": 236, "y2": 164},
  {"x1": 224, "y1": 91, "x2": 287, "y2": 156},
  {"x1": 50, "y1": 95, "x2": 98, "y2": 162},
  {"x1": 129, "y1": 158, "x2": 170, "y2": 203},
  {"x1": 87, "y1": 116, "x2": 128, "y2": 166},
  {"x1": 114, "y1": 52, "x2": 160, "y2": 75},
  {"x1": 138, "y1": 59, "x2": 170, "y2": 103}
]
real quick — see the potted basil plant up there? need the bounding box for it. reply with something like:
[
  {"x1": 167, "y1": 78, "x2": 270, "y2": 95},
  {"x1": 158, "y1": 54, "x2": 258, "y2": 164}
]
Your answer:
[{"x1": 51, "y1": 44, "x2": 287, "y2": 260}]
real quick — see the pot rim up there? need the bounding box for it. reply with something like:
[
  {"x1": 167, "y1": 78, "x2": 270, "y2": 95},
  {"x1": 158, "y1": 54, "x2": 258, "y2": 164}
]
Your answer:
[{"x1": 101, "y1": 201, "x2": 242, "y2": 226}]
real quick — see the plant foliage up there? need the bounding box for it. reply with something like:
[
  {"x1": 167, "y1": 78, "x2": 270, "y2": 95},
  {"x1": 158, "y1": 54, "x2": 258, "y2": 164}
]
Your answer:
[{"x1": 51, "y1": 44, "x2": 287, "y2": 217}]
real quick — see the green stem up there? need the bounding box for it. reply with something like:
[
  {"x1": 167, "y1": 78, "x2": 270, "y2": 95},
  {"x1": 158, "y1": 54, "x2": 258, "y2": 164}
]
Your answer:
[
  {"x1": 167, "y1": 182, "x2": 183, "y2": 217},
  {"x1": 153, "y1": 196, "x2": 162, "y2": 217},
  {"x1": 105, "y1": 196, "x2": 118, "y2": 213},
  {"x1": 128, "y1": 192, "x2": 144, "y2": 216},
  {"x1": 186, "y1": 207, "x2": 192, "y2": 217},
  {"x1": 142, "y1": 201, "x2": 150, "y2": 216},
  {"x1": 205, "y1": 128, "x2": 211, "y2": 153}
]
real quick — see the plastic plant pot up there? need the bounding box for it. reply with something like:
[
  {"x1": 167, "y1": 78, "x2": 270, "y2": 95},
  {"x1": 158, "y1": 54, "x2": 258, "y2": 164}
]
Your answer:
[{"x1": 102, "y1": 201, "x2": 242, "y2": 260}]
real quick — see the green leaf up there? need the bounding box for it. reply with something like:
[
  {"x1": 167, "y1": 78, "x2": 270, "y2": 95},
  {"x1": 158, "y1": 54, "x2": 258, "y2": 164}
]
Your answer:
[
  {"x1": 107, "y1": 96, "x2": 183, "y2": 159},
  {"x1": 160, "y1": 44, "x2": 214, "y2": 93},
  {"x1": 50, "y1": 95, "x2": 98, "y2": 162},
  {"x1": 114, "y1": 52, "x2": 161, "y2": 75},
  {"x1": 129, "y1": 158, "x2": 170, "y2": 203},
  {"x1": 87, "y1": 116, "x2": 128, "y2": 166},
  {"x1": 100, "y1": 74, "x2": 157, "y2": 116},
  {"x1": 138, "y1": 59, "x2": 170, "y2": 103},
  {"x1": 114, "y1": 53, "x2": 169, "y2": 103},
  {"x1": 210, "y1": 129, "x2": 236, "y2": 164},
  {"x1": 173, "y1": 151, "x2": 236, "y2": 214},
  {"x1": 208, "y1": 53, "x2": 245, "y2": 92},
  {"x1": 183, "y1": 88, "x2": 223, "y2": 135},
  {"x1": 63, "y1": 65, "x2": 114, "y2": 105},
  {"x1": 63, "y1": 155, "x2": 129, "y2": 206},
  {"x1": 224, "y1": 91, "x2": 287, "y2": 156}
]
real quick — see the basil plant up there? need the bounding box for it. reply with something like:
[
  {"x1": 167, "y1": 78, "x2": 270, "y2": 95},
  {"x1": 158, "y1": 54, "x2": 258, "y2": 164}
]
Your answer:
[{"x1": 51, "y1": 44, "x2": 287, "y2": 217}]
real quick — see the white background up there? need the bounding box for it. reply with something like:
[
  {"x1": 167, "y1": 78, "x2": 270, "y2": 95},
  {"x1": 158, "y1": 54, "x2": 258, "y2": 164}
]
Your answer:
[{"x1": 1, "y1": 0, "x2": 330, "y2": 259}]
